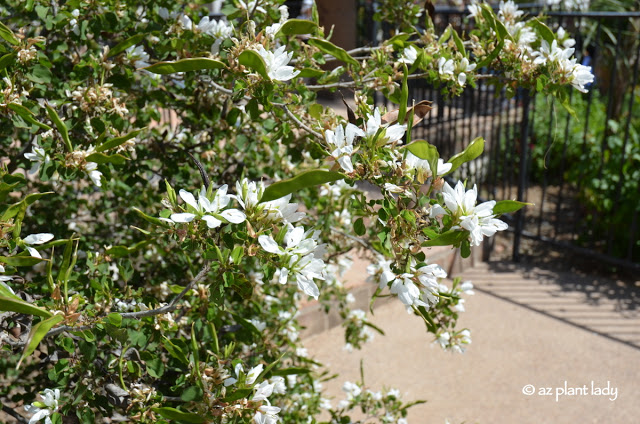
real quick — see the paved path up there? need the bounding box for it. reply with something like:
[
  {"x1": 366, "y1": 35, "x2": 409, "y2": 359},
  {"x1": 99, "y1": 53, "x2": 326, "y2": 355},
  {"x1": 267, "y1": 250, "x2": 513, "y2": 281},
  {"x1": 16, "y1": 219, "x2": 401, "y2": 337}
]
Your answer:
[{"x1": 304, "y1": 260, "x2": 640, "y2": 424}]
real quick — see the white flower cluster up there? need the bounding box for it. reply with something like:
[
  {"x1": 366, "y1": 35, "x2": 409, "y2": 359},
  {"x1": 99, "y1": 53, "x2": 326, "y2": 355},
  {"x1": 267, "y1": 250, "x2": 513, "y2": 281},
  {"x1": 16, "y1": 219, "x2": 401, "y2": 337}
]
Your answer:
[
  {"x1": 430, "y1": 181, "x2": 508, "y2": 246},
  {"x1": 438, "y1": 56, "x2": 476, "y2": 87},
  {"x1": 259, "y1": 226, "x2": 326, "y2": 299},
  {"x1": 223, "y1": 364, "x2": 285, "y2": 424},
  {"x1": 470, "y1": 1, "x2": 594, "y2": 92},
  {"x1": 255, "y1": 45, "x2": 300, "y2": 82},
  {"x1": 367, "y1": 256, "x2": 447, "y2": 311},
  {"x1": 25, "y1": 388, "x2": 60, "y2": 424},
  {"x1": 235, "y1": 178, "x2": 305, "y2": 224},
  {"x1": 167, "y1": 185, "x2": 246, "y2": 228},
  {"x1": 436, "y1": 329, "x2": 472, "y2": 353}
]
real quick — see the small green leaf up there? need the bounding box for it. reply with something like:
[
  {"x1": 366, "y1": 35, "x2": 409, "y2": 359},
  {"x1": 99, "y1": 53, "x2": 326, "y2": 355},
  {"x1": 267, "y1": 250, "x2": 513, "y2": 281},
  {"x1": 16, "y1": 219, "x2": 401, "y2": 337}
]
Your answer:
[
  {"x1": 45, "y1": 105, "x2": 72, "y2": 151},
  {"x1": 152, "y1": 407, "x2": 206, "y2": 423},
  {"x1": 0, "y1": 21, "x2": 19, "y2": 45},
  {"x1": 222, "y1": 388, "x2": 253, "y2": 403},
  {"x1": 0, "y1": 52, "x2": 16, "y2": 72},
  {"x1": 85, "y1": 152, "x2": 127, "y2": 165},
  {"x1": 445, "y1": 137, "x2": 485, "y2": 175},
  {"x1": 492, "y1": 200, "x2": 531, "y2": 215},
  {"x1": 530, "y1": 18, "x2": 555, "y2": 45},
  {"x1": 0, "y1": 295, "x2": 53, "y2": 317},
  {"x1": 180, "y1": 386, "x2": 203, "y2": 402},
  {"x1": 404, "y1": 140, "x2": 438, "y2": 161},
  {"x1": 133, "y1": 207, "x2": 171, "y2": 227},
  {"x1": 270, "y1": 367, "x2": 312, "y2": 376},
  {"x1": 353, "y1": 217, "x2": 366, "y2": 236},
  {"x1": 238, "y1": 50, "x2": 269, "y2": 80},
  {"x1": 107, "y1": 33, "x2": 146, "y2": 58},
  {"x1": 460, "y1": 240, "x2": 471, "y2": 258},
  {"x1": 277, "y1": 19, "x2": 317, "y2": 36},
  {"x1": 96, "y1": 128, "x2": 143, "y2": 152},
  {"x1": 146, "y1": 357, "x2": 165, "y2": 378},
  {"x1": 106, "y1": 312, "x2": 122, "y2": 327},
  {"x1": 297, "y1": 68, "x2": 325, "y2": 78},
  {"x1": 261, "y1": 170, "x2": 345, "y2": 203},
  {"x1": 18, "y1": 314, "x2": 64, "y2": 368},
  {"x1": 144, "y1": 58, "x2": 225, "y2": 74},
  {"x1": 422, "y1": 230, "x2": 468, "y2": 247},
  {"x1": 0, "y1": 255, "x2": 45, "y2": 267},
  {"x1": 308, "y1": 38, "x2": 359, "y2": 67},
  {"x1": 163, "y1": 337, "x2": 189, "y2": 364},
  {"x1": 7, "y1": 104, "x2": 51, "y2": 130}
]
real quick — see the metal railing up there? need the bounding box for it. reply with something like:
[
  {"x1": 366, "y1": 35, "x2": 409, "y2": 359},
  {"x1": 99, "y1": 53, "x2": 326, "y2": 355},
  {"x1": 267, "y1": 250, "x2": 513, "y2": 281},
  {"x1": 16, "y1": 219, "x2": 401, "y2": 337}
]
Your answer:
[{"x1": 358, "y1": 4, "x2": 640, "y2": 270}]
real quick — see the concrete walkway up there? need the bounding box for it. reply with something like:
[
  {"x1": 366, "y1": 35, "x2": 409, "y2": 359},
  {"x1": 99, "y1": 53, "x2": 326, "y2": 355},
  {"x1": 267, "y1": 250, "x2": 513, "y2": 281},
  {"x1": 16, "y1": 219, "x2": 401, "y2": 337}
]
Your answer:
[{"x1": 304, "y1": 260, "x2": 640, "y2": 424}]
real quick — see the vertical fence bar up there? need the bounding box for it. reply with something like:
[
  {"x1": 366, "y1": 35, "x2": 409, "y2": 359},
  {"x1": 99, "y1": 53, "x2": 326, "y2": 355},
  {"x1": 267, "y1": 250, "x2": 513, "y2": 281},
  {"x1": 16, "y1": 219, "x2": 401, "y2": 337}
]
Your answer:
[{"x1": 513, "y1": 91, "x2": 532, "y2": 262}]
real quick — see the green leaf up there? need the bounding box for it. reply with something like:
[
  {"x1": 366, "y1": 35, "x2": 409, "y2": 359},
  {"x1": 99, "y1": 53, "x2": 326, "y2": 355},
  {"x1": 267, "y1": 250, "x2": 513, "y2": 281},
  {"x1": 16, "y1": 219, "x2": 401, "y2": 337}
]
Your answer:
[
  {"x1": 146, "y1": 357, "x2": 165, "y2": 378},
  {"x1": 144, "y1": 58, "x2": 225, "y2": 74},
  {"x1": 106, "y1": 312, "x2": 122, "y2": 327},
  {"x1": 270, "y1": 367, "x2": 312, "y2": 376},
  {"x1": 0, "y1": 21, "x2": 19, "y2": 45},
  {"x1": 450, "y1": 26, "x2": 466, "y2": 56},
  {"x1": 261, "y1": 170, "x2": 345, "y2": 203},
  {"x1": 398, "y1": 64, "x2": 408, "y2": 123},
  {"x1": 222, "y1": 388, "x2": 253, "y2": 403},
  {"x1": 492, "y1": 200, "x2": 531, "y2": 215},
  {"x1": 404, "y1": 140, "x2": 438, "y2": 161},
  {"x1": 278, "y1": 19, "x2": 317, "y2": 36},
  {"x1": 7, "y1": 104, "x2": 51, "y2": 130},
  {"x1": 297, "y1": 68, "x2": 325, "y2": 78},
  {"x1": 353, "y1": 217, "x2": 365, "y2": 236},
  {"x1": 422, "y1": 230, "x2": 468, "y2": 247},
  {"x1": 460, "y1": 239, "x2": 471, "y2": 258},
  {"x1": 163, "y1": 337, "x2": 189, "y2": 365},
  {"x1": 238, "y1": 50, "x2": 269, "y2": 80},
  {"x1": 27, "y1": 65, "x2": 52, "y2": 84},
  {"x1": 45, "y1": 105, "x2": 73, "y2": 151},
  {"x1": 308, "y1": 38, "x2": 359, "y2": 67},
  {"x1": 152, "y1": 407, "x2": 206, "y2": 423},
  {"x1": 530, "y1": 18, "x2": 555, "y2": 45},
  {"x1": 107, "y1": 33, "x2": 145, "y2": 58},
  {"x1": 0, "y1": 255, "x2": 45, "y2": 267},
  {"x1": 85, "y1": 152, "x2": 128, "y2": 165},
  {"x1": 0, "y1": 295, "x2": 52, "y2": 317},
  {"x1": 0, "y1": 52, "x2": 16, "y2": 72},
  {"x1": 445, "y1": 137, "x2": 485, "y2": 175},
  {"x1": 180, "y1": 386, "x2": 203, "y2": 402},
  {"x1": 18, "y1": 314, "x2": 64, "y2": 368},
  {"x1": 133, "y1": 207, "x2": 171, "y2": 227},
  {"x1": 96, "y1": 128, "x2": 143, "y2": 152}
]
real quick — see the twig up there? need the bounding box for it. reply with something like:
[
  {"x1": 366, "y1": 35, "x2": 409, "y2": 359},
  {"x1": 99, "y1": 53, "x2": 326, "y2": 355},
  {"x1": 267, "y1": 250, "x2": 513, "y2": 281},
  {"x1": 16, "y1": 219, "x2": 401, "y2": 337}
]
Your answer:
[
  {"x1": 330, "y1": 226, "x2": 376, "y2": 252},
  {"x1": 44, "y1": 263, "x2": 211, "y2": 339},
  {"x1": 305, "y1": 73, "x2": 498, "y2": 91},
  {"x1": 277, "y1": 104, "x2": 324, "y2": 141},
  {"x1": 210, "y1": 80, "x2": 235, "y2": 96},
  {"x1": 1, "y1": 404, "x2": 28, "y2": 424}
]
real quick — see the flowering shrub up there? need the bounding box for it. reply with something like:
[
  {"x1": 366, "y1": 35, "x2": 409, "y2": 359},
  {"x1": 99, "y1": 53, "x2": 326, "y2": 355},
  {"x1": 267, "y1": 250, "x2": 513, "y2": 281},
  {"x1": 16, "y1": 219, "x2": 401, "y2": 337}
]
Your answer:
[{"x1": 0, "y1": 1, "x2": 590, "y2": 422}]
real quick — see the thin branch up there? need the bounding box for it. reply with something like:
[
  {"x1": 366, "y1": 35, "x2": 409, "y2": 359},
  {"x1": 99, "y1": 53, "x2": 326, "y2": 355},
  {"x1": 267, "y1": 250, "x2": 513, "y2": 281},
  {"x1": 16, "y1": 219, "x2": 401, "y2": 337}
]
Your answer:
[
  {"x1": 305, "y1": 73, "x2": 497, "y2": 91},
  {"x1": 330, "y1": 226, "x2": 376, "y2": 252},
  {"x1": 277, "y1": 104, "x2": 324, "y2": 141},
  {"x1": 1, "y1": 404, "x2": 28, "y2": 424},
  {"x1": 210, "y1": 80, "x2": 235, "y2": 96},
  {"x1": 44, "y1": 263, "x2": 211, "y2": 339}
]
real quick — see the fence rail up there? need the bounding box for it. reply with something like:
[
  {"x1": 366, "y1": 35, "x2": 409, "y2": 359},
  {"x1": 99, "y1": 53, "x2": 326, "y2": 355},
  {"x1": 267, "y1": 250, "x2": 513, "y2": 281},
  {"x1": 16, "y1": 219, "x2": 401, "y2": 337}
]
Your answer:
[{"x1": 358, "y1": 3, "x2": 640, "y2": 270}]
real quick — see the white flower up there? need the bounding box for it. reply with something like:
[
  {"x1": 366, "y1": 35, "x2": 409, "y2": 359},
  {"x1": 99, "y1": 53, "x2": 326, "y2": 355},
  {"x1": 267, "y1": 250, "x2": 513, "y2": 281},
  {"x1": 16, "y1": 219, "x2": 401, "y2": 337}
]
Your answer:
[
  {"x1": 179, "y1": 14, "x2": 193, "y2": 30},
  {"x1": 25, "y1": 388, "x2": 60, "y2": 424},
  {"x1": 342, "y1": 381, "x2": 361, "y2": 399},
  {"x1": 270, "y1": 376, "x2": 287, "y2": 394},
  {"x1": 468, "y1": 1, "x2": 481, "y2": 18},
  {"x1": 247, "y1": 364, "x2": 264, "y2": 385},
  {"x1": 441, "y1": 181, "x2": 508, "y2": 246},
  {"x1": 253, "y1": 405, "x2": 281, "y2": 424},
  {"x1": 84, "y1": 162, "x2": 102, "y2": 187},
  {"x1": 170, "y1": 185, "x2": 246, "y2": 228},
  {"x1": 325, "y1": 123, "x2": 365, "y2": 173},
  {"x1": 456, "y1": 57, "x2": 477, "y2": 87},
  {"x1": 438, "y1": 57, "x2": 454, "y2": 77},
  {"x1": 498, "y1": 0, "x2": 523, "y2": 22},
  {"x1": 238, "y1": 0, "x2": 267, "y2": 14},
  {"x1": 569, "y1": 63, "x2": 594, "y2": 93},
  {"x1": 416, "y1": 263, "x2": 447, "y2": 306},
  {"x1": 255, "y1": 45, "x2": 300, "y2": 82},
  {"x1": 24, "y1": 140, "x2": 50, "y2": 175},
  {"x1": 390, "y1": 273, "x2": 427, "y2": 309},
  {"x1": 398, "y1": 46, "x2": 418, "y2": 65},
  {"x1": 252, "y1": 380, "x2": 275, "y2": 401},
  {"x1": 125, "y1": 45, "x2": 150, "y2": 69},
  {"x1": 261, "y1": 193, "x2": 305, "y2": 224},
  {"x1": 366, "y1": 256, "x2": 396, "y2": 289},
  {"x1": 405, "y1": 154, "x2": 452, "y2": 182},
  {"x1": 23, "y1": 233, "x2": 54, "y2": 259},
  {"x1": 365, "y1": 108, "x2": 406, "y2": 145},
  {"x1": 235, "y1": 178, "x2": 265, "y2": 211},
  {"x1": 459, "y1": 280, "x2": 474, "y2": 295}
]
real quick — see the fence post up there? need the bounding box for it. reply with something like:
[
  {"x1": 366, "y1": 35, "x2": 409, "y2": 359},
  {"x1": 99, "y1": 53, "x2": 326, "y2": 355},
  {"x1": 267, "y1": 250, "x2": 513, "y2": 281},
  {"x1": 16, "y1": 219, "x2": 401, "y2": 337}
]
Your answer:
[{"x1": 512, "y1": 90, "x2": 531, "y2": 262}]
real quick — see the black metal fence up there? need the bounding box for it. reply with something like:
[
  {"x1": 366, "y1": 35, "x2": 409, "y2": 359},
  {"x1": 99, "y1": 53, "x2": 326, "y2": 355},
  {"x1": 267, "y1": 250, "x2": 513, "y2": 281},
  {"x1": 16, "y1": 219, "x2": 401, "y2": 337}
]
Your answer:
[{"x1": 359, "y1": 4, "x2": 640, "y2": 270}]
